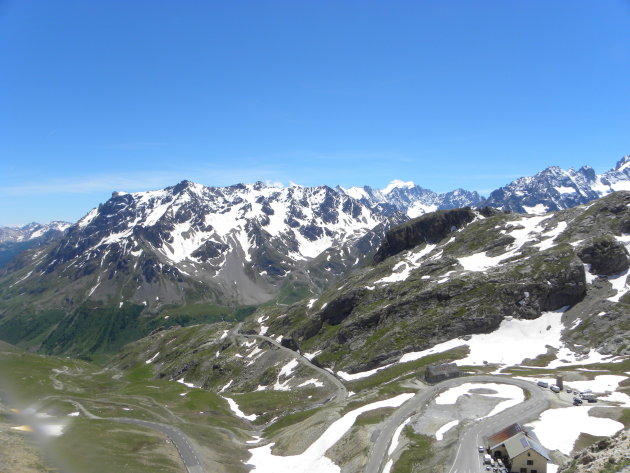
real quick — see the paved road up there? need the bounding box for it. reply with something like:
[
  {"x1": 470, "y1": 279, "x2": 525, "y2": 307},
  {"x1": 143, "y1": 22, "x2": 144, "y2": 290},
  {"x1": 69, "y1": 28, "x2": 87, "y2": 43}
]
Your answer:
[
  {"x1": 365, "y1": 375, "x2": 548, "y2": 473},
  {"x1": 237, "y1": 331, "x2": 348, "y2": 403},
  {"x1": 68, "y1": 400, "x2": 205, "y2": 473},
  {"x1": 113, "y1": 417, "x2": 205, "y2": 473}
]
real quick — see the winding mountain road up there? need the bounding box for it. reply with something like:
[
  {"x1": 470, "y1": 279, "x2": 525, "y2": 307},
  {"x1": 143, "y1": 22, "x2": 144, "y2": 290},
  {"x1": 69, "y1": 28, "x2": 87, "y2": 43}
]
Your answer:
[
  {"x1": 237, "y1": 329, "x2": 348, "y2": 402},
  {"x1": 113, "y1": 417, "x2": 205, "y2": 473},
  {"x1": 68, "y1": 400, "x2": 205, "y2": 473},
  {"x1": 365, "y1": 375, "x2": 549, "y2": 473},
  {"x1": 238, "y1": 327, "x2": 549, "y2": 473}
]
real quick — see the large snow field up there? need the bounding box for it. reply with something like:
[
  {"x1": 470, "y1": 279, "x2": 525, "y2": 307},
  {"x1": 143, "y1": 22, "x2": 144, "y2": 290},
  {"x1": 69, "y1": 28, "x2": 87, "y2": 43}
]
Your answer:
[
  {"x1": 246, "y1": 393, "x2": 414, "y2": 473},
  {"x1": 527, "y1": 406, "x2": 624, "y2": 455},
  {"x1": 343, "y1": 308, "x2": 621, "y2": 382},
  {"x1": 434, "y1": 383, "x2": 525, "y2": 419},
  {"x1": 567, "y1": 375, "x2": 627, "y2": 394}
]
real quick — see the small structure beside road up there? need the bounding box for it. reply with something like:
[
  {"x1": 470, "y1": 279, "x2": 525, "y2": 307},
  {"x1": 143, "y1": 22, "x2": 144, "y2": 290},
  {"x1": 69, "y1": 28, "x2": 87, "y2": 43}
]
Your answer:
[
  {"x1": 424, "y1": 363, "x2": 460, "y2": 384},
  {"x1": 484, "y1": 422, "x2": 550, "y2": 473}
]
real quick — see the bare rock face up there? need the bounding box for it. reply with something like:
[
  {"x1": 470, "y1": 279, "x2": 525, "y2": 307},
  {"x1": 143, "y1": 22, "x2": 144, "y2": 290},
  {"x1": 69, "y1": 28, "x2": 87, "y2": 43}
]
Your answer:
[
  {"x1": 558, "y1": 429, "x2": 629, "y2": 473},
  {"x1": 373, "y1": 208, "x2": 476, "y2": 263},
  {"x1": 577, "y1": 236, "x2": 630, "y2": 275}
]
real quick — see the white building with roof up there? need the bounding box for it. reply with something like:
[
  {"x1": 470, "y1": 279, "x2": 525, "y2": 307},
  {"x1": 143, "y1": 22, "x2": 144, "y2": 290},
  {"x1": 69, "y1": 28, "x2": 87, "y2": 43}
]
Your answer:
[{"x1": 485, "y1": 423, "x2": 550, "y2": 473}]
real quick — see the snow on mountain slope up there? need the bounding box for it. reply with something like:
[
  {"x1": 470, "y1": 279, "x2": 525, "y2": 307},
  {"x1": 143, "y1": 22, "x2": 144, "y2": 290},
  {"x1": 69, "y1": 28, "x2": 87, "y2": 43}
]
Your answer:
[
  {"x1": 4, "y1": 181, "x2": 402, "y2": 308},
  {"x1": 338, "y1": 155, "x2": 630, "y2": 217},
  {"x1": 0, "y1": 222, "x2": 72, "y2": 269},
  {"x1": 486, "y1": 155, "x2": 630, "y2": 214},
  {"x1": 0, "y1": 221, "x2": 72, "y2": 243},
  {"x1": 336, "y1": 182, "x2": 484, "y2": 218}
]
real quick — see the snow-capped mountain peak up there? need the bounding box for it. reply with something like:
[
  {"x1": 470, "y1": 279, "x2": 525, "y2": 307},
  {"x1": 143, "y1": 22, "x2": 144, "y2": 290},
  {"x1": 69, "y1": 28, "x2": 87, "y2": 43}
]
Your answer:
[
  {"x1": 381, "y1": 179, "x2": 415, "y2": 195},
  {"x1": 613, "y1": 155, "x2": 630, "y2": 172},
  {"x1": 0, "y1": 221, "x2": 72, "y2": 243},
  {"x1": 13, "y1": 181, "x2": 404, "y2": 308}
]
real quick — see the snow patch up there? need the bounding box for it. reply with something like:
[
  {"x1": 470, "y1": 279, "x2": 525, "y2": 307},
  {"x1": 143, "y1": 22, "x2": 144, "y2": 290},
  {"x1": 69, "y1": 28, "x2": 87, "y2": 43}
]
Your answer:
[
  {"x1": 145, "y1": 352, "x2": 160, "y2": 364},
  {"x1": 177, "y1": 378, "x2": 199, "y2": 389},
  {"x1": 435, "y1": 420, "x2": 459, "y2": 441},
  {"x1": 246, "y1": 393, "x2": 414, "y2": 473},
  {"x1": 388, "y1": 418, "x2": 411, "y2": 455},
  {"x1": 297, "y1": 378, "x2": 325, "y2": 388},
  {"x1": 435, "y1": 383, "x2": 525, "y2": 419},
  {"x1": 225, "y1": 396, "x2": 257, "y2": 421},
  {"x1": 527, "y1": 406, "x2": 623, "y2": 455}
]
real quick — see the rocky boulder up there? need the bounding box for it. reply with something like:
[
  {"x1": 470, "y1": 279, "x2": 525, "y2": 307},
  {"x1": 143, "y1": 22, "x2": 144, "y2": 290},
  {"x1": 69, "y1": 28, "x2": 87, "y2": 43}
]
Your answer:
[{"x1": 577, "y1": 236, "x2": 629, "y2": 275}]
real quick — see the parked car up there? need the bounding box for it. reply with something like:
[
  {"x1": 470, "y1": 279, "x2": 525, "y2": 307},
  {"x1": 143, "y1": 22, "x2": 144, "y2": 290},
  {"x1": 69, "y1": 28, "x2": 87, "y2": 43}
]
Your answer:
[
  {"x1": 566, "y1": 388, "x2": 572, "y2": 393},
  {"x1": 550, "y1": 385, "x2": 561, "y2": 393},
  {"x1": 588, "y1": 397, "x2": 598, "y2": 403},
  {"x1": 537, "y1": 381, "x2": 548, "y2": 388},
  {"x1": 479, "y1": 446, "x2": 485, "y2": 452}
]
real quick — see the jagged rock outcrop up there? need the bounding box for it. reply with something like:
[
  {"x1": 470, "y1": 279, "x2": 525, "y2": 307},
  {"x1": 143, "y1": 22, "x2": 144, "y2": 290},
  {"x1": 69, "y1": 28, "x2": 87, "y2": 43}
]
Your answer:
[
  {"x1": 373, "y1": 208, "x2": 476, "y2": 263},
  {"x1": 578, "y1": 236, "x2": 630, "y2": 275},
  {"x1": 265, "y1": 193, "x2": 628, "y2": 374},
  {"x1": 558, "y1": 429, "x2": 629, "y2": 473}
]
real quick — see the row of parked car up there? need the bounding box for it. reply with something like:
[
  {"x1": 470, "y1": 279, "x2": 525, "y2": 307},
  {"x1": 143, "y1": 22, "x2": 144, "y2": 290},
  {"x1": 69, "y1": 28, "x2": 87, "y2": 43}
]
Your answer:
[
  {"x1": 479, "y1": 449, "x2": 508, "y2": 472},
  {"x1": 536, "y1": 380, "x2": 597, "y2": 404}
]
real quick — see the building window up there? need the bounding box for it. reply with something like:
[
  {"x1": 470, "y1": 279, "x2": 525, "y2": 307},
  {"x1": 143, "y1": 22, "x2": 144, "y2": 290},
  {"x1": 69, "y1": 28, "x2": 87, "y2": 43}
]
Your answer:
[
  {"x1": 520, "y1": 468, "x2": 526, "y2": 473},
  {"x1": 527, "y1": 460, "x2": 534, "y2": 465},
  {"x1": 532, "y1": 470, "x2": 538, "y2": 473}
]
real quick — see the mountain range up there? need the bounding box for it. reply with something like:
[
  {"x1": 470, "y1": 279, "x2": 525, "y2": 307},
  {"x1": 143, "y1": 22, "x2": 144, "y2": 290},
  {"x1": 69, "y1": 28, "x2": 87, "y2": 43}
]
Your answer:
[
  {"x1": 337, "y1": 154, "x2": 630, "y2": 217},
  {"x1": 0, "y1": 221, "x2": 71, "y2": 269},
  {"x1": 0, "y1": 155, "x2": 629, "y2": 359},
  {"x1": 0, "y1": 159, "x2": 629, "y2": 473}
]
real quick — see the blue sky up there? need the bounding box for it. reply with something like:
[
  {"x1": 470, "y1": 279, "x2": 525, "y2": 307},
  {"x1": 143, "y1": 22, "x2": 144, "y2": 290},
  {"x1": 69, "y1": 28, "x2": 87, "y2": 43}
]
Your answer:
[{"x1": 1, "y1": 1, "x2": 629, "y2": 225}]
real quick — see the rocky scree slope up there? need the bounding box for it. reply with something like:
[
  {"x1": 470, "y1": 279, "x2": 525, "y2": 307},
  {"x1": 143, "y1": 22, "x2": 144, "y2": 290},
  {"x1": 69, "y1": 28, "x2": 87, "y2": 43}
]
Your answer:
[
  {"x1": 557, "y1": 428, "x2": 629, "y2": 473},
  {"x1": 110, "y1": 322, "x2": 335, "y2": 425},
  {"x1": 256, "y1": 192, "x2": 630, "y2": 374}
]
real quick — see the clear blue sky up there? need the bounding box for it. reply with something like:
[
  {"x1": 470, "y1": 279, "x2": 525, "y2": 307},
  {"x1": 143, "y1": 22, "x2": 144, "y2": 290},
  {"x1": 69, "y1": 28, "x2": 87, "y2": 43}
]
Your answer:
[{"x1": 1, "y1": 1, "x2": 629, "y2": 225}]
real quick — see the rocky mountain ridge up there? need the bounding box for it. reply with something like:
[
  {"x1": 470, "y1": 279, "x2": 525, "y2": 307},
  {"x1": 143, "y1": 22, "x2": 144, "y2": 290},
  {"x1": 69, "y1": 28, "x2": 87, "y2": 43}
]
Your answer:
[
  {"x1": 0, "y1": 221, "x2": 71, "y2": 269},
  {"x1": 252, "y1": 191, "x2": 630, "y2": 375},
  {"x1": 557, "y1": 428, "x2": 629, "y2": 473},
  {"x1": 338, "y1": 155, "x2": 630, "y2": 217},
  {"x1": 485, "y1": 155, "x2": 630, "y2": 214},
  {"x1": 0, "y1": 182, "x2": 409, "y2": 356},
  {"x1": 0, "y1": 157, "x2": 629, "y2": 359},
  {"x1": 0, "y1": 221, "x2": 72, "y2": 243}
]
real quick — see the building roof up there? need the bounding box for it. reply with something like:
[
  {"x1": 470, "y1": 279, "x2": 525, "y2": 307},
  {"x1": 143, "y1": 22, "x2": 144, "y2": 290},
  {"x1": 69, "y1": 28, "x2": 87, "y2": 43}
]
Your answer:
[
  {"x1": 486, "y1": 422, "x2": 524, "y2": 448},
  {"x1": 425, "y1": 363, "x2": 459, "y2": 375},
  {"x1": 504, "y1": 432, "x2": 551, "y2": 461}
]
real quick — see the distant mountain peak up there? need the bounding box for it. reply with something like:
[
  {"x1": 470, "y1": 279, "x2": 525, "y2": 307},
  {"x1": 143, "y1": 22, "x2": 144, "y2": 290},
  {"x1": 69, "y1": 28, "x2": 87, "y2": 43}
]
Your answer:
[
  {"x1": 382, "y1": 179, "x2": 415, "y2": 195},
  {"x1": 614, "y1": 155, "x2": 630, "y2": 172}
]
